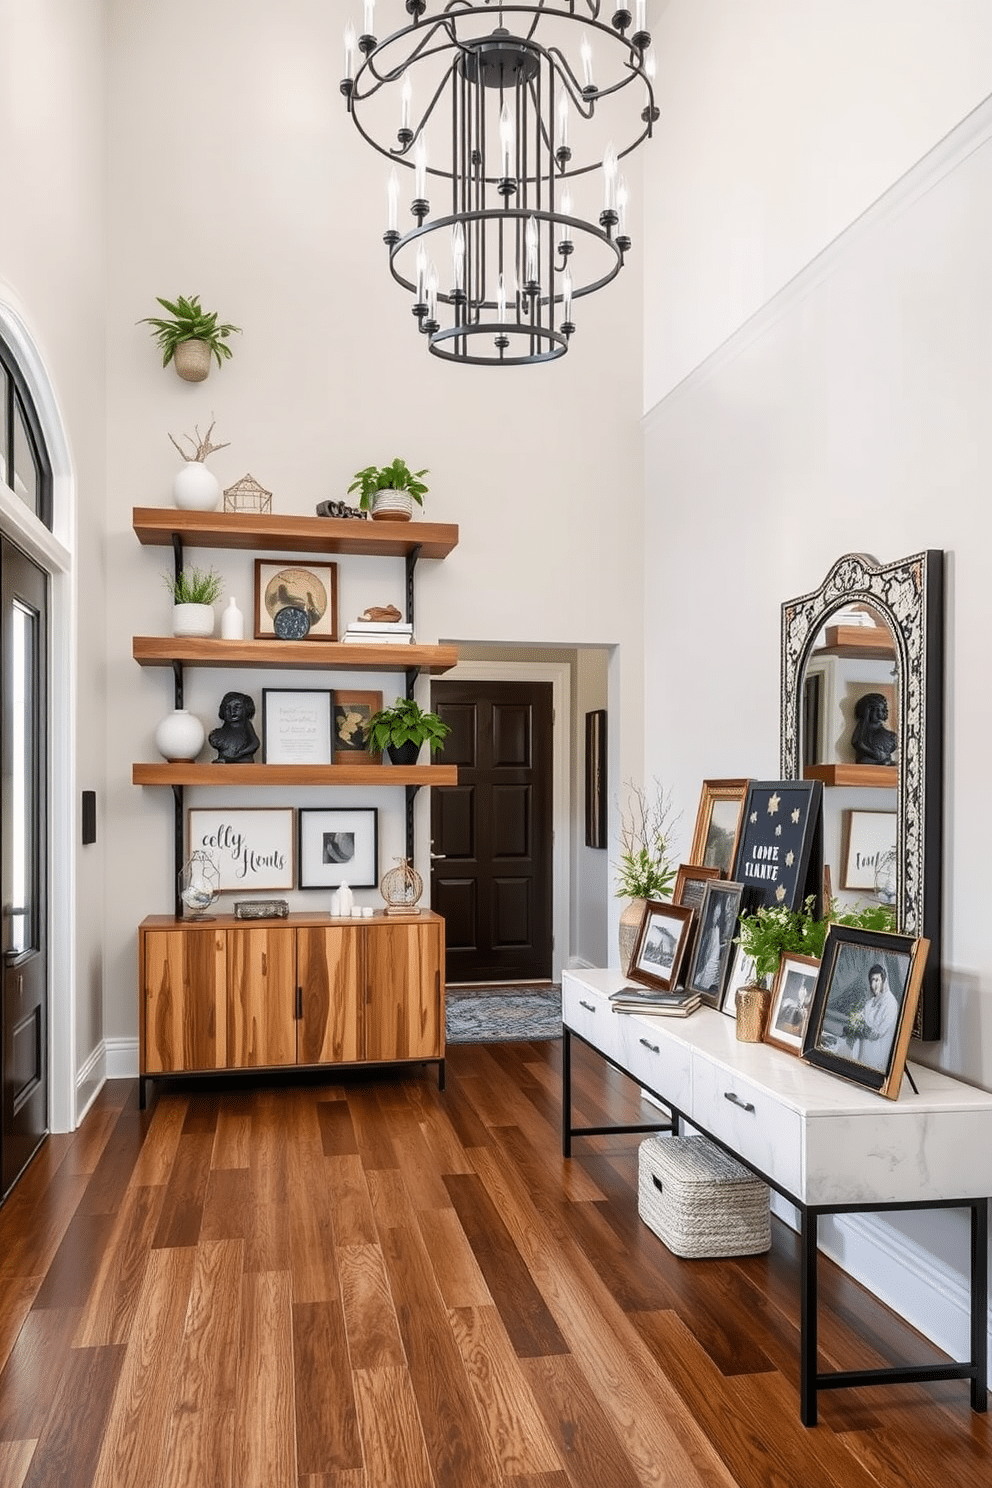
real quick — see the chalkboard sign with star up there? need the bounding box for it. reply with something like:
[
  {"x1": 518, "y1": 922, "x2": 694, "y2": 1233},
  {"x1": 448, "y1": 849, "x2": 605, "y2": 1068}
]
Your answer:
[{"x1": 731, "y1": 780, "x2": 824, "y2": 916}]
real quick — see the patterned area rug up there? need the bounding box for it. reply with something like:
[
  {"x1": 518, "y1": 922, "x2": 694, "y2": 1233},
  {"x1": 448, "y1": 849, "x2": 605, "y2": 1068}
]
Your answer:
[{"x1": 445, "y1": 986, "x2": 562, "y2": 1044}]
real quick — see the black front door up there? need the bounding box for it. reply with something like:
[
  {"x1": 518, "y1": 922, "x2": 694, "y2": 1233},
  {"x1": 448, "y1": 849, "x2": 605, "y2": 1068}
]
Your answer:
[
  {"x1": 1, "y1": 537, "x2": 48, "y2": 1199},
  {"x1": 430, "y1": 681, "x2": 553, "y2": 984}
]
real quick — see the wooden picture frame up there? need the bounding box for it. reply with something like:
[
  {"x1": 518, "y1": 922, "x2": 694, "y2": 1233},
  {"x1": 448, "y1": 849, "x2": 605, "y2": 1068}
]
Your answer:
[
  {"x1": 764, "y1": 951, "x2": 821, "y2": 1055},
  {"x1": 188, "y1": 807, "x2": 294, "y2": 892},
  {"x1": 254, "y1": 559, "x2": 338, "y2": 641},
  {"x1": 683, "y1": 879, "x2": 745, "y2": 1007},
  {"x1": 332, "y1": 690, "x2": 383, "y2": 764},
  {"x1": 673, "y1": 862, "x2": 721, "y2": 912},
  {"x1": 261, "y1": 688, "x2": 333, "y2": 765},
  {"x1": 627, "y1": 899, "x2": 695, "y2": 993},
  {"x1": 584, "y1": 709, "x2": 607, "y2": 849},
  {"x1": 841, "y1": 809, "x2": 897, "y2": 892},
  {"x1": 689, "y1": 779, "x2": 750, "y2": 874},
  {"x1": 800, "y1": 925, "x2": 928, "y2": 1099},
  {"x1": 731, "y1": 779, "x2": 824, "y2": 916},
  {"x1": 298, "y1": 807, "x2": 379, "y2": 890}
]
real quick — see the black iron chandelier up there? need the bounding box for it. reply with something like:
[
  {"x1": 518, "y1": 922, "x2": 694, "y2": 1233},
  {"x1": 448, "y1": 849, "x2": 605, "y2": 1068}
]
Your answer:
[{"x1": 341, "y1": 2, "x2": 657, "y2": 365}]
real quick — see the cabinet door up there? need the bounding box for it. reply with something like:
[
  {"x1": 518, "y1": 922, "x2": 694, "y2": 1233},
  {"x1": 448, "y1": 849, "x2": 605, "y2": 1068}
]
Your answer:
[
  {"x1": 297, "y1": 925, "x2": 363, "y2": 1065},
  {"x1": 142, "y1": 928, "x2": 227, "y2": 1074},
  {"x1": 364, "y1": 921, "x2": 442, "y2": 1063},
  {"x1": 227, "y1": 926, "x2": 296, "y2": 1068}
]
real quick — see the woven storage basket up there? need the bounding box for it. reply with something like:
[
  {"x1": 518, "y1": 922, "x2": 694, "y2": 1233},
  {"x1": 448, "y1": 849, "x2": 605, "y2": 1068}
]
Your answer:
[{"x1": 638, "y1": 1135, "x2": 771, "y2": 1258}]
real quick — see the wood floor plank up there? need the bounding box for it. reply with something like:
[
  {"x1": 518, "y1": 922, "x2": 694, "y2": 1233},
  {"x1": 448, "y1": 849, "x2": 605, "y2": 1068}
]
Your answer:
[
  {"x1": 126, "y1": 1097, "x2": 188, "y2": 1189},
  {"x1": 448, "y1": 1304, "x2": 564, "y2": 1478},
  {"x1": 386, "y1": 1102, "x2": 458, "y2": 1212},
  {"x1": 200, "y1": 1165, "x2": 252, "y2": 1242},
  {"x1": 19, "y1": 1343, "x2": 126, "y2": 1488},
  {"x1": 317, "y1": 1098, "x2": 360, "y2": 1157},
  {"x1": 415, "y1": 1208, "x2": 494, "y2": 1309},
  {"x1": 150, "y1": 1131, "x2": 213, "y2": 1250},
  {"x1": 0, "y1": 1170, "x2": 88, "y2": 1282},
  {"x1": 352, "y1": 1365, "x2": 435, "y2": 1488},
  {"x1": 77, "y1": 1102, "x2": 154, "y2": 1216},
  {"x1": 0, "y1": 1278, "x2": 39, "y2": 1374},
  {"x1": 299, "y1": 1472, "x2": 367, "y2": 1488},
  {"x1": 346, "y1": 1086, "x2": 400, "y2": 1172},
  {"x1": 336, "y1": 1243, "x2": 407, "y2": 1371},
  {"x1": 522, "y1": 1351, "x2": 658, "y2": 1488},
  {"x1": 210, "y1": 1095, "x2": 254, "y2": 1170},
  {"x1": 30, "y1": 1210, "x2": 119, "y2": 1310},
  {"x1": 73, "y1": 1185, "x2": 164, "y2": 1349},
  {"x1": 0, "y1": 1305, "x2": 82, "y2": 1442},
  {"x1": 233, "y1": 1269, "x2": 297, "y2": 1488},
  {"x1": 0, "y1": 1439, "x2": 36, "y2": 1488},
  {"x1": 285, "y1": 1093, "x2": 341, "y2": 1305},
  {"x1": 293, "y1": 1300, "x2": 363, "y2": 1475},
  {"x1": 325, "y1": 1154, "x2": 377, "y2": 1247}
]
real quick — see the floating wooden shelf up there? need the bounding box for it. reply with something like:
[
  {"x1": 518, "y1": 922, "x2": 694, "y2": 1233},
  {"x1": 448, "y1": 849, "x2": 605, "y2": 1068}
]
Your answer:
[
  {"x1": 133, "y1": 507, "x2": 459, "y2": 560},
  {"x1": 132, "y1": 636, "x2": 459, "y2": 675},
  {"x1": 803, "y1": 763, "x2": 897, "y2": 787},
  {"x1": 132, "y1": 763, "x2": 458, "y2": 788},
  {"x1": 814, "y1": 625, "x2": 896, "y2": 659}
]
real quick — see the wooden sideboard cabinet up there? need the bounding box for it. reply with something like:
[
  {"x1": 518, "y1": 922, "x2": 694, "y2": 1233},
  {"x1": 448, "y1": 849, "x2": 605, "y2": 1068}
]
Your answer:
[{"x1": 139, "y1": 910, "x2": 444, "y2": 1104}]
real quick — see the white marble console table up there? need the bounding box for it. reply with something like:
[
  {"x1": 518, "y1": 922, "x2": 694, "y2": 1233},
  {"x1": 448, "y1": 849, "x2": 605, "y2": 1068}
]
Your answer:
[{"x1": 562, "y1": 968, "x2": 992, "y2": 1425}]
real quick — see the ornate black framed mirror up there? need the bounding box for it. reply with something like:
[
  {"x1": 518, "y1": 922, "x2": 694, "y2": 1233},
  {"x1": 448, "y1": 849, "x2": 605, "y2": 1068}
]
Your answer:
[{"x1": 780, "y1": 551, "x2": 944, "y2": 1039}]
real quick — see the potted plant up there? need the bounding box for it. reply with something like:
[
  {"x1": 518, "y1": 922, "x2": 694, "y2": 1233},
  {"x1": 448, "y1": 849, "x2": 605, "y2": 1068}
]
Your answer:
[
  {"x1": 366, "y1": 695, "x2": 450, "y2": 765},
  {"x1": 614, "y1": 779, "x2": 678, "y2": 974},
  {"x1": 168, "y1": 419, "x2": 230, "y2": 511},
  {"x1": 733, "y1": 896, "x2": 828, "y2": 1040},
  {"x1": 347, "y1": 457, "x2": 429, "y2": 522},
  {"x1": 139, "y1": 294, "x2": 242, "y2": 382},
  {"x1": 163, "y1": 565, "x2": 223, "y2": 638}
]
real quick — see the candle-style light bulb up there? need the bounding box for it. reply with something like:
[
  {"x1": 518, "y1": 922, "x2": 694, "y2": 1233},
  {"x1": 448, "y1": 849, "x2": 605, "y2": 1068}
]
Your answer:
[
  {"x1": 363, "y1": 0, "x2": 375, "y2": 36},
  {"x1": 602, "y1": 143, "x2": 618, "y2": 211},
  {"x1": 562, "y1": 267, "x2": 574, "y2": 325},
  {"x1": 557, "y1": 91, "x2": 569, "y2": 151},
  {"x1": 634, "y1": 0, "x2": 647, "y2": 32},
  {"x1": 525, "y1": 216, "x2": 539, "y2": 284},
  {"x1": 414, "y1": 135, "x2": 428, "y2": 200},
  {"x1": 616, "y1": 175, "x2": 629, "y2": 235},
  {"x1": 644, "y1": 46, "x2": 656, "y2": 80},
  {"x1": 386, "y1": 168, "x2": 399, "y2": 234},
  {"x1": 401, "y1": 75, "x2": 412, "y2": 131},
  {"x1": 560, "y1": 188, "x2": 573, "y2": 245},
  {"x1": 344, "y1": 22, "x2": 356, "y2": 79},
  {"x1": 416, "y1": 245, "x2": 428, "y2": 305},
  {"x1": 426, "y1": 262, "x2": 438, "y2": 323},
  {"x1": 496, "y1": 273, "x2": 507, "y2": 321},
  {"x1": 499, "y1": 101, "x2": 515, "y2": 179},
  {"x1": 580, "y1": 37, "x2": 594, "y2": 88},
  {"x1": 451, "y1": 222, "x2": 465, "y2": 292}
]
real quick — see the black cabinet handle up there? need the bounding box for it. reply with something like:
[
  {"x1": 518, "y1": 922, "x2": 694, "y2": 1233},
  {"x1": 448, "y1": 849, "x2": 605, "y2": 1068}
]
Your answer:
[
  {"x1": 579, "y1": 1000, "x2": 596, "y2": 1013},
  {"x1": 639, "y1": 1037, "x2": 660, "y2": 1054},
  {"x1": 724, "y1": 1091, "x2": 755, "y2": 1113}
]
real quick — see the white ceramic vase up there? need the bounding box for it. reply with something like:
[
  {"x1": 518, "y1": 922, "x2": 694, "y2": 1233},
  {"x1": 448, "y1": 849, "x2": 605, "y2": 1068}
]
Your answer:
[
  {"x1": 154, "y1": 708, "x2": 205, "y2": 762},
  {"x1": 371, "y1": 488, "x2": 414, "y2": 522},
  {"x1": 173, "y1": 602, "x2": 215, "y2": 637},
  {"x1": 220, "y1": 596, "x2": 245, "y2": 640},
  {"x1": 173, "y1": 461, "x2": 220, "y2": 511}
]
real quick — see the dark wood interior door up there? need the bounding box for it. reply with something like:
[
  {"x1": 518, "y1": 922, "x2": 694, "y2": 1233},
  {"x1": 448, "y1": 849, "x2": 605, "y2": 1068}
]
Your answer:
[
  {"x1": 430, "y1": 681, "x2": 553, "y2": 984},
  {"x1": 1, "y1": 538, "x2": 48, "y2": 1200}
]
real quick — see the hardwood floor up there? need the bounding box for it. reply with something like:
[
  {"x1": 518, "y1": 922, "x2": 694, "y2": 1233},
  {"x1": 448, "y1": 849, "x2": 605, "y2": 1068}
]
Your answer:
[{"x1": 1, "y1": 1035, "x2": 989, "y2": 1487}]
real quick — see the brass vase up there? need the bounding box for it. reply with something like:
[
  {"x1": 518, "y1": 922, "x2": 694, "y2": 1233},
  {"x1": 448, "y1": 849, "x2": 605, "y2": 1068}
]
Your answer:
[{"x1": 735, "y1": 983, "x2": 772, "y2": 1043}]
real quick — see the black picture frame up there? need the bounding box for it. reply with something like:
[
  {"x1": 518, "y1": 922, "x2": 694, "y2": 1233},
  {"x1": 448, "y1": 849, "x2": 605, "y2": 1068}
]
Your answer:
[
  {"x1": 584, "y1": 709, "x2": 607, "y2": 849},
  {"x1": 683, "y1": 879, "x2": 745, "y2": 1007},
  {"x1": 731, "y1": 779, "x2": 823, "y2": 917},
  {"x1": 298, "y1": 807, "x2": 379, "y2": 890}
]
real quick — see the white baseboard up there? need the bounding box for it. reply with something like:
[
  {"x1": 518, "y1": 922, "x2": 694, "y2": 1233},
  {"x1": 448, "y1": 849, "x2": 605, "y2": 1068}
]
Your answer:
[{"x1": 105, "y1": 1036, "x2": 140, "y2": 1080}]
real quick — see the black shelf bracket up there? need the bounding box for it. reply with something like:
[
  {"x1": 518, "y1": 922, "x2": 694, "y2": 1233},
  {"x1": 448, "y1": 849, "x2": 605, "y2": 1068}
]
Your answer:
[
  {"x1": 404, "y1": 544, "x2": 422, "y2": 628},
  {"x1": 405, "y1": 784, "x2": 419, "y2": 861},
  {"x1": 172, "y1": 783, "x2": 184, "y2": 917}
]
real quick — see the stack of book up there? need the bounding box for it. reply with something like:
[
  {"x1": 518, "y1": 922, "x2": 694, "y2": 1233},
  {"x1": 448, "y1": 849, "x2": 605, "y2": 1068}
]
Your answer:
[
  {"x1": 343, "y1": 619, "x2": 414, "y2": 645},
  {"x1": 609, "y1": 985, "x2": 702, "y2": 1017}
]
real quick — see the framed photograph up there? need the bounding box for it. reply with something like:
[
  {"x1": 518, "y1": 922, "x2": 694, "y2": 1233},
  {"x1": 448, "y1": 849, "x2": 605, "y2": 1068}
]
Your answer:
[
  {"x1": 188, "y1": 808, "x2": 294, "y2": 892},
  {"x1": 721, "y1": 943, "x2": 759, "y2": 1019},
  {"x1": 689, "y1": 779, "x2": 750, "y2": 874},
  {"x1": 261, "y1": 688, "x2": 333, "y2": 765},
  {"x1": 731, "y1": 779, "x2": 823, "y2": 916},
  {"x1": 673, "y1": 862, "x2": 721, "y2": 912},
  {"x1": 683, "y1": 880, "x2": 745, "y2": 1006},
  {"x1": 841, "y1": 810, "x2": 897, "y2": 891},
  {"x1": 584, "y1": 709, "x2": 607, "y2": 849},
  {"x1": 298, "y1": 807, "x2": 379, "y2": 889},
  {"x1": 764, "y1": 952, "x2": 821, "y2": 1055},
  {"x1": 800, "y1": 926, "x2": 929, "y2": 1099},
  {"x1": 627, "y1": 899, "x2": 695, "y2": 993},
  {"x1": 254, "y1": 560, "x2": 338, "y2": 641},
  {"x1": 333, "y1": 690, "x2": 383, "y2": 764}
]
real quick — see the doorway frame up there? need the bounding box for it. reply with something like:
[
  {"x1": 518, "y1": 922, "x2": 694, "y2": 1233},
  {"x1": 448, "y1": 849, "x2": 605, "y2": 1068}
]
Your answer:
[{"x1": 433, "y1": 659, "x2": 570, "y2": 982}]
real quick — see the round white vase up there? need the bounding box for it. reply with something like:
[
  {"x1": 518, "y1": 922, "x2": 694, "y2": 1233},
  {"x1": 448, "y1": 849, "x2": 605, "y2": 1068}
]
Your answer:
[
  {"x1": 220, "y1": 595, "x2": 245, "y2": 640},
  {"x1": 173, "y1": 462, "x2": 220, "y2": 511},
  {"x1": 154, "y1": 708, "x2": 205, "y2": 762},
  {"x1": 173, "y1": 602, "x2": 215, "y2": 637}
]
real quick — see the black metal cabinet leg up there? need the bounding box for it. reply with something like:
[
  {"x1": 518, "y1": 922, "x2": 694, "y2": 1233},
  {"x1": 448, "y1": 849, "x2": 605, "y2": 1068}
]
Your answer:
[
  {"x1": 800, "y1": 1207, "x2": 819, "y2": 1426},
  {"x1": 562, "y1": 1027, "x2": 573, "y2": 1158},
  {"x1": 971, "y1": 1197, "x2": 988, "y2": 1411},
  {"x1": 437, "y1": 1059, "x2": 445, "y2": 1092}
]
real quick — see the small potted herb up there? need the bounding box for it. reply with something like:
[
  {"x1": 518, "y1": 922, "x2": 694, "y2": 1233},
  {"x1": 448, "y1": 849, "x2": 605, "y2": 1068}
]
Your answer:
[
  {"x1": 366, "y1": 696, "x2": 450, "y2": 765},
  {"x1": 139, "y1": 294, "x2": 242, "y2": 382},
  {"x1": 733, "y1": 896, "x2": 828, "y2": 1041},
  {"x1": 163, "y1": 566, "x2": 223, "y2": 638},
  {"x1": 347, "y1": 458, "x2": 429, "y2": 522}
]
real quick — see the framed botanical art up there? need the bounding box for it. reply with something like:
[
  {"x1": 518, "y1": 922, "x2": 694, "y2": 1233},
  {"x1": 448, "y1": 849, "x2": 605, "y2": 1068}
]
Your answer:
[
  {"x1": 689, "y1": 779, "x2": 750, "y2": 874},
  {"x1": 731, "y1": 779, "x2": 823, "y2": 916},
  {"x1": 800, "y1": 925, "x2": 928, "y2": 1098},
  {"x1": 764, "y1": 951, "x2": 821, "y2": 1055},
  {"x1": 332, "y1": 690, "x2": 383, "y2": 764},
  {"x1": 627, "y1": 899, "x2": 695, "y2": 993},
  {"x1": 254, "y1": 560, "x2": 338, "y2": 641},
  {"x1": 188, "y1": 807, "x2": 295, "y2": 892},
  {"x1": 683, "y1": 879, "x2": 745, "y2": 1007},
  {"x1": 261, "y1": 688, "x2": 333, "y2": 765},
  {"x1": 298, "y1": 807, "x2": 379, "y2": 889}
]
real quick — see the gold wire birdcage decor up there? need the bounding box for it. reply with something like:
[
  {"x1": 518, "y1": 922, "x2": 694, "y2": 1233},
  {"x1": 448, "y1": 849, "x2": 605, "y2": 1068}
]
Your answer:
[
  {"x1": 380, "y1": 857, "x2": 424, "y2": 915},
  {"x1": 223, "y1": 472, "x2": 272, "y2": 515}
]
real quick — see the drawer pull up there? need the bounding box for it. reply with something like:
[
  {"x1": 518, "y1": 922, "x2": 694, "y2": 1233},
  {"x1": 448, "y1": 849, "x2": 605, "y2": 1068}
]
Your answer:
[
  {"x1": 579, "y1": 1000, "x2": 597, "y2": 1013},
  {"x1": 724, "y1": 1091, "x2": 755, "y2": 1114},
  {"x1": 639, "y1": 1037, "x2": 660, "y2": 1054}
]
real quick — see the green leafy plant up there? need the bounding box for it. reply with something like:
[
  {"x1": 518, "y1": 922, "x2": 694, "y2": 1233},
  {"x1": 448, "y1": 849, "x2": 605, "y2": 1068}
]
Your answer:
[
  {"x1": 366, "y1": 696, "x2": 451, "y2": 755},
  {"x1": 614, "y1": 779, "x2": 679, "y2": 901},
  {"x1": 735, "y1": 896, "x2": 828, "y2": 984},
  {"x1": 162, "y1": 566, "x2": 223, "y2": 606},
  {"x1": 139, "y1": 294, "x2": 242, "y2": 368},
  {"x1": 347, "y1": 458, "x2": 429, "y2": 511},
  {"x1": 830, "y1": 899, "x2": 897, "y2": 934}
]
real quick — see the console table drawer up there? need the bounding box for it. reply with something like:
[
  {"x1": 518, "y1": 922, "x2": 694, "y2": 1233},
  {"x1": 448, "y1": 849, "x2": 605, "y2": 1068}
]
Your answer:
[
  {"x1": 618, "y1": 1017, "x2": 691, "y2": 1111},
  {"x1": 562, "y1": 980, "x2": 624, "y2": 1065},
  {"x1": 691, "y1": 1056, "x2": 802, "y2": 1198}
]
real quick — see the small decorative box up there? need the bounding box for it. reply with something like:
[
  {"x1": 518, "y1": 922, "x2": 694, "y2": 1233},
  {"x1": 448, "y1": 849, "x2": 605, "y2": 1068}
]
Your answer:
[
  {"x1": 638, "y1": 1135, "x2": 771, "y2": 1258},
  {"x1": 234, "y1": 899, "x2": 290, "y2": 920}
]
